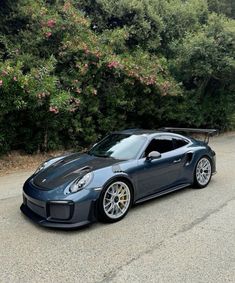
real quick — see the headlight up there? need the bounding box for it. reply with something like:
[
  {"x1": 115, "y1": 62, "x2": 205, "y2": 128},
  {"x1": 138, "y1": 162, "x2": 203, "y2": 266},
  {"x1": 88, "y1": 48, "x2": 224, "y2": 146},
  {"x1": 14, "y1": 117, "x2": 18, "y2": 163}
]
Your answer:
[{"x1": 69, "y1": 172, "x2": 93, "y2": 193}]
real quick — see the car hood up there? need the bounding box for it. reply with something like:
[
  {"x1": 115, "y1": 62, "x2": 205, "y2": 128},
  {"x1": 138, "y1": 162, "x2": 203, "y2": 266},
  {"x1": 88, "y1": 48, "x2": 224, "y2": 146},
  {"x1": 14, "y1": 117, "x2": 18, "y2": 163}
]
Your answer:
[{"x1": 32, "y1": 153, "x2": 119, "y2": 190}]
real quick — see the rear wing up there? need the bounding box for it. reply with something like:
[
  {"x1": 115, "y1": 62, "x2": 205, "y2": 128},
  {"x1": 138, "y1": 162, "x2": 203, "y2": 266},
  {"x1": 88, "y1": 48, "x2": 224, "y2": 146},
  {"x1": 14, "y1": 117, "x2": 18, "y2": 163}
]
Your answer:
[{"x1": 159, "y1": 127, "x2": 218, "y2": 144}]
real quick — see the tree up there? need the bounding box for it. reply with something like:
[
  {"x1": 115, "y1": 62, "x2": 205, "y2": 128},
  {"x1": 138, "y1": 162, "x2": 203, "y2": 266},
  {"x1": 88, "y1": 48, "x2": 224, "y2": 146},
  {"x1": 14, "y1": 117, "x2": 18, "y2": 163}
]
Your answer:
[
  {"x1": 208, "y1": 0, "x2": 235, "y2": 19},
  {"x1": 170, "y1": 13, "x2": 235, "y2": 127}
]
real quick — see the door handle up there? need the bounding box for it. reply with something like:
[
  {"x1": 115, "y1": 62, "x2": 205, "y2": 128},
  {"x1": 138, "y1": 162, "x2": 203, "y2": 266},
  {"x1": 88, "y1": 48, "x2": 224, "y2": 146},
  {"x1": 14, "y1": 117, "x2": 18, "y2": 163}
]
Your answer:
[{"x1": 173, "y1": 158, "x2": 181, "y2": 164}]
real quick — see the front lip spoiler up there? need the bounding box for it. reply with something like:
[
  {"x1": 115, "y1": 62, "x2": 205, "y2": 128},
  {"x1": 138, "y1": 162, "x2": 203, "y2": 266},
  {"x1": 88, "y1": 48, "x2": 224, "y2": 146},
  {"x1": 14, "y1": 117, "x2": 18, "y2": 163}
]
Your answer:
[{"x1": 20, "y1": 204, "x2": 92, "y2": 229}]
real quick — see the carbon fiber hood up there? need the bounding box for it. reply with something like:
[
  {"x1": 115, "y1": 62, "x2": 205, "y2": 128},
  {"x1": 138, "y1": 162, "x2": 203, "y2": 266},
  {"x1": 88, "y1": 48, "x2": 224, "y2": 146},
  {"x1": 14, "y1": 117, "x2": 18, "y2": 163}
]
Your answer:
[{"x1": 32, "y1": 153, "x2": 118, "y2": 190}]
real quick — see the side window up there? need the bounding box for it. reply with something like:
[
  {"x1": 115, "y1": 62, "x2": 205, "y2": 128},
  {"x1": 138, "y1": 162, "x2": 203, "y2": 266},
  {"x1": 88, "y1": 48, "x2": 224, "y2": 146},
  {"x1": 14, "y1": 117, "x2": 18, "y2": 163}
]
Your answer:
[
  {"x1": 173, "y1": 138, "x2": 188, "y2": 149},
  {"x1": 144, "y1": 136, "x2": 174, "y2": 156}
]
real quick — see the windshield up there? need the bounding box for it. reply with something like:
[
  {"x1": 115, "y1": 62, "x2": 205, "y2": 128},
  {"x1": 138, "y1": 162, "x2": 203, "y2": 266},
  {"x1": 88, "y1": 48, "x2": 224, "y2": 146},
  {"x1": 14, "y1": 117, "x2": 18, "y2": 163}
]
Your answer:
[{"x1": 88, "y1": 134, "x2": 147, "y2": 160}]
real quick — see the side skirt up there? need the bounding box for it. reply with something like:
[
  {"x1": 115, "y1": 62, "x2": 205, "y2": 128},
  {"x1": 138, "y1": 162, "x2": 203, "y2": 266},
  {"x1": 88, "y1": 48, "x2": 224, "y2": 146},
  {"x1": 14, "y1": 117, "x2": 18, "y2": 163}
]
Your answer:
[{"x1": 135, "y1": 183, "x2": 191, "y2": 204}]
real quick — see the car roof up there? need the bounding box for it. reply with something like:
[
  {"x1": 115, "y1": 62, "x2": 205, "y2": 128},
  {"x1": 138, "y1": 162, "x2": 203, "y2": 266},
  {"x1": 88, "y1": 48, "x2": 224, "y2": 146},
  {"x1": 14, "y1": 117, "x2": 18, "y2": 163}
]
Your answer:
[
  {"x1": 118, "y1": 129, "x2": 160, "y2": 135},
  {"x1": 115, "y1": 128, "x2": 191, "y2": 140}
]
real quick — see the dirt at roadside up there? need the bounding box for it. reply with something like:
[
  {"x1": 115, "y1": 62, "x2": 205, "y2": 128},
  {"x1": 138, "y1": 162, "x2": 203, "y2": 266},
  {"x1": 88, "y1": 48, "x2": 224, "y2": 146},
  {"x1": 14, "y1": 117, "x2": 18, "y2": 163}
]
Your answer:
[{"x1": 0, "y1": 150, "x2": 68, "y2": 176}]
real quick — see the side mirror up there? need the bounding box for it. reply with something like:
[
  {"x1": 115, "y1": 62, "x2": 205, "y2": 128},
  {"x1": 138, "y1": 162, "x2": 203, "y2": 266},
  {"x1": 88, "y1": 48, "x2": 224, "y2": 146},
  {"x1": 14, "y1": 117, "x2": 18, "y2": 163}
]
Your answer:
[{"x1": 146, "y1": 151, "x2": 161, "y2": 161}]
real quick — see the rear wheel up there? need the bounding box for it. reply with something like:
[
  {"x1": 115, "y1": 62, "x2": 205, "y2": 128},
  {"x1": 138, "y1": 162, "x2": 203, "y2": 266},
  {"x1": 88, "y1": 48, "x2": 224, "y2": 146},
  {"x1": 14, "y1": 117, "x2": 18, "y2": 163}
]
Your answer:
[
  {"x1": 98, "y1": 180, "x2": 132, "y2": 223},
  {"x1": 194, "y1": 157, "x2": 212, "y2": 188}
]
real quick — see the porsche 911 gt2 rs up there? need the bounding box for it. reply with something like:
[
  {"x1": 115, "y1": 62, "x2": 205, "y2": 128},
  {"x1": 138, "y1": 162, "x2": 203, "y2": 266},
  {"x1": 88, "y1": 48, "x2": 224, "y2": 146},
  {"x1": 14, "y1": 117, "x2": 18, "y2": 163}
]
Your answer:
[{"x1": 20, "y1": 128, "x2": 217, "y2": 228}]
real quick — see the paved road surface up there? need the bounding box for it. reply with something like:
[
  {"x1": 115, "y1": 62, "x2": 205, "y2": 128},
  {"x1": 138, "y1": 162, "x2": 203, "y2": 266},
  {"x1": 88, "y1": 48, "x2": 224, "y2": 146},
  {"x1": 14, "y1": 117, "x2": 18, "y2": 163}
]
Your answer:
[{"x1": 0, "y1": 134, "x2": 235, "y2": 282}]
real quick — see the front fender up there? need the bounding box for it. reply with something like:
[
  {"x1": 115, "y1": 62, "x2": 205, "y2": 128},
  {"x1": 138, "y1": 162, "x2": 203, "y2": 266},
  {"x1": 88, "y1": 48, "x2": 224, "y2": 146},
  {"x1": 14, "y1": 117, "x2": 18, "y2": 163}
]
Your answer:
[{"x1": 85, "y1": 167, "x2": 136, "y2": 198}]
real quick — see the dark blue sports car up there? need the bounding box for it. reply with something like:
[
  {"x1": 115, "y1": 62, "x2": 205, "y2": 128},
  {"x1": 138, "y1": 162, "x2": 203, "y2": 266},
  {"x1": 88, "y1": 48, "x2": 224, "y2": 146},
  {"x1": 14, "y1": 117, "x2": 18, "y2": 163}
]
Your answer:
[{"x1": 21, "y1": 128, "x2": 217, "y2": 228}]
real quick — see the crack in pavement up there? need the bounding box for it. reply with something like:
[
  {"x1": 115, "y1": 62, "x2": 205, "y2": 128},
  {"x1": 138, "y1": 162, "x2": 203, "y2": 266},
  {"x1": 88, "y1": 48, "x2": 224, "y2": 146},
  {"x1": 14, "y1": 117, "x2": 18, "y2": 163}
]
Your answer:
[
  {"x1": 98, "y1": 195, "x2": 235, "y2": 283},
  {"x1": 176, "y1": 196, "x2": 235, "y2": 235},
  {"x1": 0, "y1": 195, "x2": 21, "y2": 201}
]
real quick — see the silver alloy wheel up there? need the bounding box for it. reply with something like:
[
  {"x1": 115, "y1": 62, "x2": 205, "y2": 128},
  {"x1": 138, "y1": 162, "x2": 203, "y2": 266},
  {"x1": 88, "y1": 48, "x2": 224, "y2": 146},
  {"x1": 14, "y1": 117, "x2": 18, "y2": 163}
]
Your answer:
[
  {"x1": 196, "y1": 157, "x2": 212, "y2": 186},
  {"x1": 103, "y1": 181, "x2": 131, "y2": 219}
]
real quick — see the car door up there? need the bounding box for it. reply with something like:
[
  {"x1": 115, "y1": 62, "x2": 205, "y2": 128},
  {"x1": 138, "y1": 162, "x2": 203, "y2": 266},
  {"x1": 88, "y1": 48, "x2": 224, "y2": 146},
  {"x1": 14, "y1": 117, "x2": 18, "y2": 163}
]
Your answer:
[{"x1": 135, "y1": 135, "x2": 187, "y2": 199}]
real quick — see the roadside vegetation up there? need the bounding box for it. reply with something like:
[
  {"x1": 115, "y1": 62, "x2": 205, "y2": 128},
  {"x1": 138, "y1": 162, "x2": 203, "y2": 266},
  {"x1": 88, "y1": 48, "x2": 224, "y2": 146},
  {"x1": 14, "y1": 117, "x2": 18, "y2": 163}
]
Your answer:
[{"x1": 0, "y1": 0, "x2": 234, "y2": 154}]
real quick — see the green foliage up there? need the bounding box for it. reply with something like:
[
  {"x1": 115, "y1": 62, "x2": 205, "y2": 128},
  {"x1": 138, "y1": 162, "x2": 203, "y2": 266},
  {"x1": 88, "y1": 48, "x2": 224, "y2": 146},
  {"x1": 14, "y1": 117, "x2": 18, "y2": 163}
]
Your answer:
[
  {"x1": 169, "y1": 13, "x2": 235, "y2": 127},
  {"x1": 208, "y1": 0, "x2": 235, "y2": 19},
  {"x1": 0, "y1": 0, "x2": 235, "y2": 154}
]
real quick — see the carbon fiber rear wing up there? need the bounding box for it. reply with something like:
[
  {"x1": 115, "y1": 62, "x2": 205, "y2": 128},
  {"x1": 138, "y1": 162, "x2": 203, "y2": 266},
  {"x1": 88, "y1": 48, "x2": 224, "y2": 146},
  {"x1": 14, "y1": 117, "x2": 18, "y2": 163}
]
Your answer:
[{"x1": 159, "y1": 127, "x2": 218, "y2": 144}]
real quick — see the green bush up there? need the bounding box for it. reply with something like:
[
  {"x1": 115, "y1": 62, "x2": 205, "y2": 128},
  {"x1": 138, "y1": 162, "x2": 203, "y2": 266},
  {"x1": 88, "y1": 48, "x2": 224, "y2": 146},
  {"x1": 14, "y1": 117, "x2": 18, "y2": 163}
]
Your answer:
[{"x1": 0, "y1": 0, "x2": 234, "y2": 154}]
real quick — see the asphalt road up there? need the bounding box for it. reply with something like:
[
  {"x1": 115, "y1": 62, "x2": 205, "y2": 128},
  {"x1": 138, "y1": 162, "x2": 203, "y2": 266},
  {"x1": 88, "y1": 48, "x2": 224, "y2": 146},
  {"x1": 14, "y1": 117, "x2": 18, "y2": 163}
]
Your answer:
[{"x1": 0, "y1": 134, "x2": 235, "y2": 283}]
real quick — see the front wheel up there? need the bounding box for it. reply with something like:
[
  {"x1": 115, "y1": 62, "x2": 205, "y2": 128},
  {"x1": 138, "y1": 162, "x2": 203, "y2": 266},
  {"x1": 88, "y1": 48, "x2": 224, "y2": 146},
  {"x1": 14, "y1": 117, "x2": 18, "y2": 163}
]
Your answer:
[
  {"x1": 98, "y1": 180, "x2": 132, "y2": 223},
  {"x1": 194, "y1": 157, "x2": 212, "y2": 188}
]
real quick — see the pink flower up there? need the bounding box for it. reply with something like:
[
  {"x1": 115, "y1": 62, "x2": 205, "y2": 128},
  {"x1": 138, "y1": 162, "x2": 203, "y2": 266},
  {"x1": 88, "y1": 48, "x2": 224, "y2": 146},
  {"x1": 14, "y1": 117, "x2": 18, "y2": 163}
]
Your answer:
[
  {"x1": 84, "y1": 63, "x2": 88, "y2": 68},
  {"x1": 37, "y1": 92, "x2": 46, "y2": 99},
  {"x1": 107, "y1": 61, "x2": 120, "y2": 69},
  {"x1": 63, "y1": 2, "x2": 71, "y2": 12},
  {"x1": 0, "y1": 80, "x2": 3, "y2": 86},
  {"x1": 13, "y1": 76, "x2": 17, "y2": 81},
  {"x1": 83, "y1": 47, "x2": 89, "y2": 54},
  {"x1": 1, "y1": 70, "x2": 8, "y2": 76},
  {"x1": 45, "y1": 32, "x2": 52, "y2": 38},
  {"x1": 47, "y1": 19, "x2": 56, "y2": 28},
  {"x1": 49, "y1": 106, "x2": 59, "y2": 114},
  {"x1": 76, "y1": 88, "x2": 81, "y2": 94}
]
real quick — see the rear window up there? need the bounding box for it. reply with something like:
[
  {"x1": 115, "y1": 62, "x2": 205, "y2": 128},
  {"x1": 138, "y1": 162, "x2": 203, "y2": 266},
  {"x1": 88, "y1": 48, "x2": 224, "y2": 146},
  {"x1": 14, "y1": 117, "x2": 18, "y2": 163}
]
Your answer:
[{"x1": 173, "y1": 138, "x2": 188, "y2": 149}]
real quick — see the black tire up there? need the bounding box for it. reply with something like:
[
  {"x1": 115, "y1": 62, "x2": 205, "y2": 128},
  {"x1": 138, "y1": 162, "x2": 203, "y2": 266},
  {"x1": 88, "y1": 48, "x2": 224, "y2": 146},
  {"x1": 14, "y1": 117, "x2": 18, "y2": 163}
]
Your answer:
[
  {"x1": 98, "y1": 179, "x2": 133, "y2": 223},
  {"x1": 193, "y1": 156, "x2": 212, "y2": 189}
]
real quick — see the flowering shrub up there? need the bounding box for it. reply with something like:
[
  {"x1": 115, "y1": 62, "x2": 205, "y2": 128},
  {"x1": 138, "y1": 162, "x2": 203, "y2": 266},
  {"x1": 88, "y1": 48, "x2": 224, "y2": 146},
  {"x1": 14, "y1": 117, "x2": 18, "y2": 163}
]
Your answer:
[{"x1": 0, "y1": 0, "x2": 234, "y2": 154}]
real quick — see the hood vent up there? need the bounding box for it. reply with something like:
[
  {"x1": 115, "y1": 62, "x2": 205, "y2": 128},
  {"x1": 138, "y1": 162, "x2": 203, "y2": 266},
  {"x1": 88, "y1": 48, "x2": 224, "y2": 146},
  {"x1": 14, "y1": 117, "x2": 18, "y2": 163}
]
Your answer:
[{"x1": 72, "y1": 166, "x2": 91, "y2": 174}]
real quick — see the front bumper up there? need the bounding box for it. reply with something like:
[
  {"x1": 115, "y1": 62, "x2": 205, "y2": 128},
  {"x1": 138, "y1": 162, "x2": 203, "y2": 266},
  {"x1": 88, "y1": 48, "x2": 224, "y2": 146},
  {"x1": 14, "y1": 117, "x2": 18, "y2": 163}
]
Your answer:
[
  {"x1": 20, "y1": 180, "x2": 100, "y2": 229},
  {"x1": 20, "y1": 203, "x2": 92, "y2": 229}
]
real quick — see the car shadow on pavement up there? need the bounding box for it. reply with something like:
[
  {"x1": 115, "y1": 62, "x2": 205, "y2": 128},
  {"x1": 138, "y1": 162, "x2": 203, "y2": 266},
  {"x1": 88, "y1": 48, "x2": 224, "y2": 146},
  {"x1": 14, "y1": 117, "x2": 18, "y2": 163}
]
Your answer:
[{"x1": 132, "y1": 186, "x2": 191, "y2": 210}]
